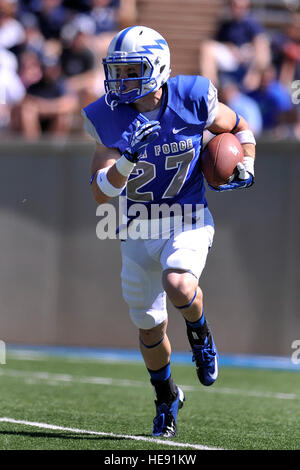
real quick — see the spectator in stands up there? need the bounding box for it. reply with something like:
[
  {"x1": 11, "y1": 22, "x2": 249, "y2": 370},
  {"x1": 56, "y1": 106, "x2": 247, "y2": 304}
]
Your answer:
[
  {"x1": 87, "y1": 0, "x2": 119, "y2": 67},
  {"x1": 18, "y1": 49, "x2": 43, "y2": 89},
  {"x1": 15, "y1": 52, "x2": 77, "y2": 139},
  {"x1": 0, "y1": 0, "x2": 25, "y2": 50},
  {"x1": 271, "y1": 12, "x2": 300, "y2": 87},
  {"x1": 60, "y1": 14, "x2": 97, "y2": 104},
  {"x1": 2, "y1": 0, "x2": 122, "y2": 138},
  {"x1": 247, "y1": 64, "x2": 294, "y2": 137},
  {"x1": 60, "y1": 3, "x2": 120, "y2": 101},
  {"x1": 219, "y1": 78, "x2": 263, "y2": 136},
  {"x1": 89, "y1": 0, "x2": 119, "y2": 34},
  {"x1": 12, "y1": 12, "x2": 45, "y2": 59},
  {"x1": 34, "y1": 0, "x2": 70, "y2": 40},
  {"x1": 0, "y1": 48, "x2": 25, "y2": 131},
  {"x1": 199, "y1": 0, "x2": 271, "y2": 90}
]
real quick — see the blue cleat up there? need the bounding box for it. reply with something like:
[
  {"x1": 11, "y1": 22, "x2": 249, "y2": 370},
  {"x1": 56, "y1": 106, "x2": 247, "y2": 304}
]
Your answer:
[
  {"x1": 191, "y1": 332, "x2": 219, "y2": 386},
  {"x1": 152, "y1": 386, "x2": 185, "y2": 437}
]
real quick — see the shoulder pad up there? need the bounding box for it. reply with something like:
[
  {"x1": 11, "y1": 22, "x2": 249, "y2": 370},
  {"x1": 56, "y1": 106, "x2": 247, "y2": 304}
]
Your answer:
[
  {"x1": 83, "y1": 97, "x2": 138, "y2": 152},
  {"x1": 167, "y1": 75, "x2": 210, "y2": 125}
]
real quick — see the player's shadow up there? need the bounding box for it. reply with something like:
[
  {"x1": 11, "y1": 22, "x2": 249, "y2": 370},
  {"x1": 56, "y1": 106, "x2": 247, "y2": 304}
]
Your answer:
[{"x1": 0, "y1": 430, "x2": 127, "y2": 442}]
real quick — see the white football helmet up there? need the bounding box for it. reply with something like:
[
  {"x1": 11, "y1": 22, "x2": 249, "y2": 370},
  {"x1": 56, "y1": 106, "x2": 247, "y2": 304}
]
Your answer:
[{"x1": 102, "y1": 25, "x2": 171, "y2": 109}]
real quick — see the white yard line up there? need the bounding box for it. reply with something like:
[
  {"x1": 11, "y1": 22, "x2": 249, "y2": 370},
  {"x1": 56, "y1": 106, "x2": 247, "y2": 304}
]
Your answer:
[
  {"x1": 0, "y1": 368, "x2": 298, "y2": 401},
  {"x1": 0, "y1": 368, "x2": 145, "y2": 387},
  {"x1": 0, "y1": 417, "x2": 223, "y2": 450}
]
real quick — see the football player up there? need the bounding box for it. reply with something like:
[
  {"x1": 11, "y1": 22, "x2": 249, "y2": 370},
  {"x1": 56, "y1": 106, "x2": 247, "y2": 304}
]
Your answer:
[{"x1": 82, "y1": 26, "x2": 256, "y2": 438}]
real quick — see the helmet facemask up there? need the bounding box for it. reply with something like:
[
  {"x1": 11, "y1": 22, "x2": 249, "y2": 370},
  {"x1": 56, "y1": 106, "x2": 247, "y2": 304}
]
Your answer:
[{"x1": 103, "y1": 53, "x2": 157, "y2": 109}]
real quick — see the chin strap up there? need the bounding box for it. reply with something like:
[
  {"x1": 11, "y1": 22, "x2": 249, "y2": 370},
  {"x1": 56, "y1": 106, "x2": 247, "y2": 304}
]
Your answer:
[
  {"x1": 105, "y1": 90, "x2": 118, "y2": 111},
  {"x1": 105, "y1": 87, "x2": 144, "y2": 110}
]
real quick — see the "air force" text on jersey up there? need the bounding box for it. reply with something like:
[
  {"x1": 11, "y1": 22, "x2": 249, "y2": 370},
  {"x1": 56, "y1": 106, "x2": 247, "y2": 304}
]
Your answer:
[{"x1": 154, "y1": 138, "x2": 193, "y2": 156}]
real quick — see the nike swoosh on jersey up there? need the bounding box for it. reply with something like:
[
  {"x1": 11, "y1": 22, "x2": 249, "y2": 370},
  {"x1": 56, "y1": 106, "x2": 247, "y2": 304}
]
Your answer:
[
  {"x1": 172, "y1": 127, "x2": 187, "y2": 134},
  {"x1": 208, "y1": 356, "x2": 218, "y2": 381}
]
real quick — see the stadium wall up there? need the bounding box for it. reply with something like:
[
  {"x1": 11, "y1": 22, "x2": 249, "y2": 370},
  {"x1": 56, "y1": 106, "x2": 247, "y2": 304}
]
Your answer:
[{"x1": 0, "y1": 140, "x2": 299, "y2": 356}]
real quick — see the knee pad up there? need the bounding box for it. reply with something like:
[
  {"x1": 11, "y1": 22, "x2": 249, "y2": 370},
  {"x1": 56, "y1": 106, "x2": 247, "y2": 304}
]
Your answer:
[{"x1": 129, "y1": 307, "x2": 167, "y2": 330}]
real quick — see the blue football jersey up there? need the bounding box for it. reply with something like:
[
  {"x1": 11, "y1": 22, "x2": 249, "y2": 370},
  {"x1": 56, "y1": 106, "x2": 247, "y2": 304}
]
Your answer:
[{"x1": 83, "y1": 75, "x2": 216, "y2": 218}]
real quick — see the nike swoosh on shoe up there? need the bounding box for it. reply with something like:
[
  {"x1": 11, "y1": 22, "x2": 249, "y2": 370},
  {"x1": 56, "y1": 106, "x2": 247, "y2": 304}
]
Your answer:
[{"x1": 208, "y1": 355, "x2": 218, "y2": 381}]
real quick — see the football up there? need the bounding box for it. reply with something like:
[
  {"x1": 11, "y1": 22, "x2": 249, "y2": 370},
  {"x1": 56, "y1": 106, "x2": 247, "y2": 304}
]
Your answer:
[{"x1": 201, "y1": 133, "x2": 244, "y2": 187}]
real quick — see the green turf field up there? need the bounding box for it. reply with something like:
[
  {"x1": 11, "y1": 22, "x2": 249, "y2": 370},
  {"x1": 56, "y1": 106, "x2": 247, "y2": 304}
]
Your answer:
[{"x1": 0, "y1": 353, "x2": 299, "y2": 451}]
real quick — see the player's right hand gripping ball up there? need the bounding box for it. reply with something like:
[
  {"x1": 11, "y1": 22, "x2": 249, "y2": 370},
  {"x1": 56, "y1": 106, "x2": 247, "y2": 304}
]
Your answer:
[
  {"x1": 124, "y1": 120, "x2": 161, "y2": 163},
  {"x1": 201, "y1": 133, "x2": 254, "y2": 191}
]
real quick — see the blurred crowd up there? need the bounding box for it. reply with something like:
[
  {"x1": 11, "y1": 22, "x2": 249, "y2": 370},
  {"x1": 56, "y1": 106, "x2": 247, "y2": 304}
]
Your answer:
[
  {"x1": 0, "y1": 0, "x2": 120, "y2": 139},
  {"x1": 200, "y1": 0, "x2": 300, "y2": 139},
  {"x1": 0, "y1": 0, "x2": 299, "y2": 140}
]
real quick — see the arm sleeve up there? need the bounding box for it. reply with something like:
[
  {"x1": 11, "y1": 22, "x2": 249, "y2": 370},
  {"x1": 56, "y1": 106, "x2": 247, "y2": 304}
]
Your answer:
[
  {"x1": 81, "y1": 109, "x2": 103, "y2": 144},
  {"x1": 204, "y1": 81, "x2": 219, "y2": 129}
]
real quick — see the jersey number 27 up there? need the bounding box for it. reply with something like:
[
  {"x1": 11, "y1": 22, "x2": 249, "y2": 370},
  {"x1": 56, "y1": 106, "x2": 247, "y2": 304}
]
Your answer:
[{"x1": 126, "y1": 149, "x2": 194, "y2": 202}]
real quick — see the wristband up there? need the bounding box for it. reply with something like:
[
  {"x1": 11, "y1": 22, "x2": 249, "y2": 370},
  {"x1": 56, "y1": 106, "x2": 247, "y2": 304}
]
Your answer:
[
  {"x1": 96, "y1": 167, "x2": 126, "y2": 198},
  {"x1": 115, "y1": 153, "x2": 136, "y2": 177},
  {"x1": 235, "y1": 130, "x2": 256, "y2": 145}
]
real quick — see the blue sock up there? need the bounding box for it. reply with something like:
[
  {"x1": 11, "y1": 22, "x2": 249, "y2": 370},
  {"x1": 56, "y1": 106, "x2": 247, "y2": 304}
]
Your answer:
[
  {"x1": 148, "y1": 362, "x2": 171, "y2": 382},
  {"x1": 148, "y1": 363, "x2": 177, "y2": 405},
  {"x1": 185, "y1": 312, "x2": 206, "y2": 329},
  {"x1": 185, "y1": 312, "x2": 209, "y2": 346}
]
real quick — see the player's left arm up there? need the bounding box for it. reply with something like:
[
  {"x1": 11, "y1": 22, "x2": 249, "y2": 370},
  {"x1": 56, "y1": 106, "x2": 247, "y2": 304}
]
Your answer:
[
  {"x1": 207, "y1": 102, "x2": 256, "y2": 190},
  {"x1": 207, "y1": 102, "x2": 255, "y2": 160}
]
